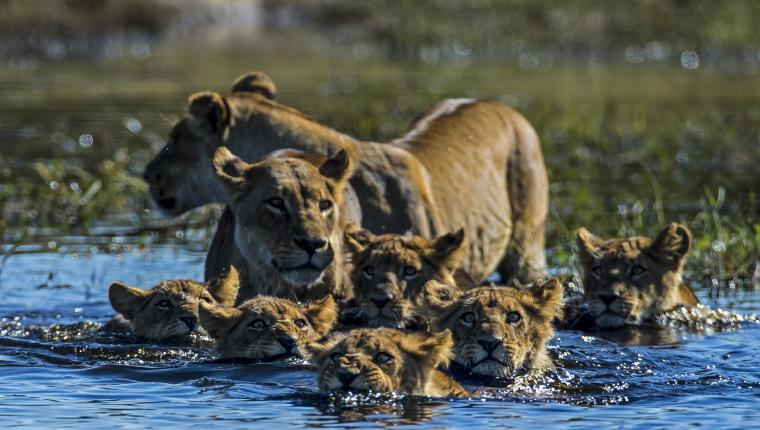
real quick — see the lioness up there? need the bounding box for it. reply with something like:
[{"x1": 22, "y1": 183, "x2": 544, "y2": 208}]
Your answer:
[
  {"x1": 308, "y1": 328, "x2": 469, "y2": 397},
  {"x1": 212, "y1": 147, "x2": 353, "y2": 302},
  {"x1": 106, "y1": 268, "x2": 239, "y2": 339},
  {"x1": 343, "y1": 224, "x2": 466, "y2": 328},
  {"x1": 576, "y1": 223, "x2": 699, "y2": 329},
  {"x1": 420, "y1": 279, "x2": 563, "y2": 378},
  {"x1": 199, "y1": 295, "x2": 336, "y2": 360},
  {"x1": 143, "y1": 71, "x2": 548, "y2": 284}
]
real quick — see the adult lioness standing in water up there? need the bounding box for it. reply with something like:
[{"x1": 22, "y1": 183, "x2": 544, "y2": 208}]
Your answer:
[{"x1": 144, "y1": 71, "x2": 549, "y2": 284}]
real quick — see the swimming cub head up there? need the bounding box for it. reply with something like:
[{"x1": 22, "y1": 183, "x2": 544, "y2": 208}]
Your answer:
[
  {"x1": 344, "y1": 225, "x2": 466, "y2": 328},
  {"x1": 576, "y1": 223, "x2": 699, "y2": 329},
  {"x1": 199, "y1": 295, "x2": 337, "y2": 360},
  {"x1": 108, "y1": 267, "x2": 239, "y2": 339}
]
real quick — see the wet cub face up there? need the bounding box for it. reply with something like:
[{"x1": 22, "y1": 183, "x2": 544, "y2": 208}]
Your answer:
[
  {"x1": 577, "y1": 223, "x2": 699, "y2": 329},
  {"x1": 199, "y1": 295, "x2": 337, "y2": 359},
  {"x1": 421, "y1": 280, "x2": 563, "y2": 377},
  {"x1": 108, "y1": 267, "x2": 239, "y2": 339},
  {"x1": 308, "y1": 328, "x2": 454, "y2": 394},
  {"x1": 344, "y1": 225, "x2": 465, "y2": 328}
]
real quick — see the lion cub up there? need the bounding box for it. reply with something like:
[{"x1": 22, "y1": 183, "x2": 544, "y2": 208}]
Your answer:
[
  {"x1": 421, "y1": 279, "x2": 563, "y2": 378},
  {"x1": 308, "y1": 328, "x2": 468, "y2": 397},
  {"x1": 343, "y1": 224, "x2": 466, "y2": 328},
  {"x1": 576, "y1": 223, "x2": 699, "y2": 329},
  {"x1": 106, "y1": 268, "x2": 239, "y2": 339},
  {"x1": 199, "y1": 295, "x2": 337, "y2": 360}
]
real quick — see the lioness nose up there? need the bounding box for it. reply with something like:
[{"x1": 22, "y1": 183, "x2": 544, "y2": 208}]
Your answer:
[
  {"x1": 371, "y1": 298, "x2": 391, "y2": 309},
  {"x1": 477, "y1": 338, "x2": 500, "y2": 352},
  {"x1": 294, "y1": 237, "x2": 327, "y2": 254},
  {"x1": 598, "y1": 294, "x2": 617, "y2": 305}
]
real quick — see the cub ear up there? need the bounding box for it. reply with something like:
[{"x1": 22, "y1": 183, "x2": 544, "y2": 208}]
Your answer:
[
  {"x1": 198, "y1": 302, "x2": 242, "y2": 340},
  {"x1": 207, "y1": 265, "x2": 240, "y2": 307},
  {"x1": 524, "y1": 278, "x2": 564, "y2": 320},
  {"x1": 430, "y1": 228, "x2": 466, "y2": 270},
  {"x1": 188, "y1": 91, "x2": 228, "y2": 134},
  {"x1": 303, "y1": 295, "x2": 338, "y2": 335},
  {"x1": 212, "y1": 147, "x2": 252, "y2": 189},
  {"x1": 304, "y1": 335, "x2": 342, "y2": 365},
  {"x1": 230, "y1": 71, "x2": 277, "y2": 100},
  {"x1": 108, "y1": 281, "x2": 151, "y2": 320},
  {"x1": 648, "y1": 223, "x2": 692, "y2": 270},
  {"x1": 406, "y1": 329, "x2": 454, "y2": 369},
  {"x1": 420, "y1": 280, "x2": 462, "y2": 314},
  {"x1": 319, "y1": 149, "x2": 354, "y2": 196},
  {"x1": 576, "y1": 227, "x2": 600, "y2": 266},
  {"x1": 344, "y1": 223, "x2": 374, "y2": 254}
]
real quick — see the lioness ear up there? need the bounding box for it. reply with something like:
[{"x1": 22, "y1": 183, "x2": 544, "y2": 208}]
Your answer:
[
  {"x1": 198, "y1": 302, "x2": 242, "y2": 339},
  {"x1": 421, "y1": 280, "x2": 461, "y2": 313},
  {"x1": 207, "y1": 265, "x2": 240, "y2": 307},
  {"x1": 303, "y1": 295, "x2": 338, "y2": 335},
  {"x1": 212, "y1": 147, "x2": 252, "y2": 189},
  {"x1": 109, "y1": 281, "x2": 151, "y2": 320},
  {"x1": 230, "y1": 71, "x2": 277, "y2": 100},
  {"x1": 406, "y1": 329, "x2": 454, "y2": 369},
  {"x1": 319, "y1": 149, "x2": 354, "y2": 197},
  {"x1": 344, "y1": 223, "x2": 374, "y2": 254},
  {"x1": 431, "y1": 228, "x2": 466, "y2": 270},
  {"x1": 648, "y1": 223, "x2": 691, "y2": 270},
  {"x1": 525, "y1": 278, "x2": 564, "y2": 320},
  {"x1": 576, "y1": 227, "x2": 600, "y2": 266},
  {"x1": 188, "y1": 91, "x2": 229, "y2": 134}
]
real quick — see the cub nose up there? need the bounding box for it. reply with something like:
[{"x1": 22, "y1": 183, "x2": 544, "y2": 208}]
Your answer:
[
  {"x1": 143, "y1": 170, "x2": 161, "y2": 185},
  {"x1": 293, "y1": 237, "x2": 327, "y2": 255},
  {"x1": 337, "y1": 372, "x2": 358, "y2": 388},
  {"x1": 276, "y1": 336, "x2": 297, "y2": 351},
  {"x1": 371, "y1": 298, "x2": 391, "y2": 309},
  {"x1": 477, "y1": 338, "x2": 500, "y2": 353},
  {"x1": 598, "y1": 294, "x2": 617, "y2": 305},
  {"x1": 180, "y1": 316, "x2": 197, "y2": 330}
]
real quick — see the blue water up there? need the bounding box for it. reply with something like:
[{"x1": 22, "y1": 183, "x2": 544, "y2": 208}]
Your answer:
[{"x1": 0, "y1": 243, "x2": 758, "y2": 428}]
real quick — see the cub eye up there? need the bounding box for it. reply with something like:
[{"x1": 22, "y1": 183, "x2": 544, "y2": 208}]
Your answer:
[
  {"x1": 249, "y1": 319, "x2": 267, "y2": 329},
  {"x1": 460, "y1": 312, "x2": 476, "y2": 324},
  {"x1": 319, "y1": 200, "x2": 333, "y2": 211},
  {"x1": 156, "y1": 299, "x2": 172, "y2": 309},
  {"x1": 507, "y1": 311, "x2": 521, "y2": 323},
  {"x1": 631, "y1": 265, "x2": 646, "y2": 276},
  {"x1": 363, "y1": 265, "x2": 376, "y2": 278},
  {"x1": 294, "y1": 319, "x2": 307, "y2": 329},
  {"x1": 374, "y1": 352, "x2": 392, "y2": 363},
  {"x1": 331, "y1": 352, "x2": 342, "y2": 364},
  {"x1": 591, "y1": 266, "x2": 604, "y2": 277},
  {"x1": 402, "y1": 266, "x2": 418, "y2": 277},
  {"x1": 265, "y1": 198, "x2": 285, "y2": 212}
]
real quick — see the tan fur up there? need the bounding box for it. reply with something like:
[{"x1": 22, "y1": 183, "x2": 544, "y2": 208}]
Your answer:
[
  {"x1": 199, "y1": 295, "x2": 337, "y2": 360},
  {"x1": 211, "y1": 148, "x2": 354, "y2": 303},
  {"x1": 420, "y1": 279, "x2": 563, "y2": 378},
  {"x1": 308, "y1": 328, "x2": 468, "y2": 397},
  {"x1": 344, "y1": 224, "x2": 466, "y2": 328},
  {"x1": 143, "y1": 71, "x2": 548, "y2": 284},
  {"x1": 576, "y1": 223, "x2": 699, "y2": 329},
  {"x1": 106, "y1": 268, "x2": 239, "y2": 339}
]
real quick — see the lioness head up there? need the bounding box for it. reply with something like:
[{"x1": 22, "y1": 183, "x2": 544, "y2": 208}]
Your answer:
[
  {"x1": 199, "y1": 295, "x2": 336, "y2": 360},
  {"x1": 213, "y1": 146, "x2": 354, "y2": 293},
  {"x1": 143, "y1": 71, "x2": 277, "y2": 216},
  {"x1": 344, "y1": 225, "x2": 465, "y2": 328},
  {"x1": 308, "y1": 328, "x2": 454, "y2": 395},
  {"x1": 576, "y1": 223, "x2": 699, "y2": 329},
  {"x1": 420, "y1": 279, "x2": 563, "y2": 377},
  {"x1": 108, "y1": 268, "x2": 239, "y2": 339}
]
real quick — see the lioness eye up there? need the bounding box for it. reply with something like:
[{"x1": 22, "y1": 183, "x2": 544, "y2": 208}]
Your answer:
[
  {"x1": 156, "y1": 299, "x2": 172, "y2": 309},
  {"x1": 331, "y1": 352, "x2": 342, "y2": 364},
  {"x1": 374, "y1": 352, "x2": 392, "y2": 363},
  {"x1": 507, "y1": 311, "x2": 521, "y2": 323},
  {"x1": 631, "y1": 265, "x2": 646, "y2": 276},
  {"x1": 402, "y1": 266, "x2": 418, "y2": 277},
  {"x1": 591, "y1": 266, "x2": 603, "y2": 277},
  {"x1": 249, "y1": 319, "x2": 267, "y2": 329},
  {"x1": 460, "y1": 312, "x2": 476, "y2": 324},
  {"x1": 363, "y1": 265, "x2": 376, "y2": 278},
  {"x1": 319, "y1": 200, "x2": 333, "y2": 211},
  {"x1": 294, "y1": 319, "x2": 307, "y2": 329}
]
